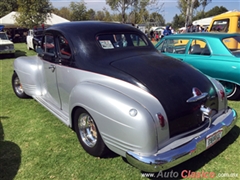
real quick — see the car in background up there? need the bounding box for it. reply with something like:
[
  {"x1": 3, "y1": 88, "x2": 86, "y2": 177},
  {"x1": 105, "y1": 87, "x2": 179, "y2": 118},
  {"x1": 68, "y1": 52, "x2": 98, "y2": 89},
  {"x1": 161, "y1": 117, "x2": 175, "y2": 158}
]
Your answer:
[
  {"x1": 26, "y1": 28, "x2": 44, "y2": 50},
  {"x1": 12, "y1": 22, "x2": 238, "y2": 172},
  {"x1": 208, "y1": 11, "x2": 240, "y2": 34},
  {"x1": 0, "y1": 31, "x2": 15, "y2": 57},
  {"x1": 155, "y1": 32, "x2": 240, "y2": 100}
]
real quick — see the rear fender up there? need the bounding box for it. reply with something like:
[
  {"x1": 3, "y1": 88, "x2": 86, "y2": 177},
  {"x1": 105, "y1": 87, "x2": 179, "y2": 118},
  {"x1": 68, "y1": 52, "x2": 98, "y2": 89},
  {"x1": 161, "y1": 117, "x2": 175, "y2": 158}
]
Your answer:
[{"x1": 69, "y1": 82, "x2": 158, "y2": 156}]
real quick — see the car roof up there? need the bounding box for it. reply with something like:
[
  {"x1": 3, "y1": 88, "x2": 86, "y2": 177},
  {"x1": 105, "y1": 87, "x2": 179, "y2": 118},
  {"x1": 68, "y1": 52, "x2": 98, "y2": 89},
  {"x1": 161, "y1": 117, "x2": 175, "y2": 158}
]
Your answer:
[
  {"x1": 164, "y1": 32, "x2": 240, "y2": 39},
  {"x1": 43, "y1": 21, "x2": 157, "y2": 68},
  {"x1": 47, "y1": 21, "x2": 138, "y2": 35}
]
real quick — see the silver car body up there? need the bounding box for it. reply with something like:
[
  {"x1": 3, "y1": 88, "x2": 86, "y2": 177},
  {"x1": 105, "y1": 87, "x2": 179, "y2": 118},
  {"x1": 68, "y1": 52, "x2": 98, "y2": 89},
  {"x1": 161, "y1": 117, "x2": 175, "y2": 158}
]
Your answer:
[{"x1": 12, "y1": 22, "x2": 238, "y2": 172}]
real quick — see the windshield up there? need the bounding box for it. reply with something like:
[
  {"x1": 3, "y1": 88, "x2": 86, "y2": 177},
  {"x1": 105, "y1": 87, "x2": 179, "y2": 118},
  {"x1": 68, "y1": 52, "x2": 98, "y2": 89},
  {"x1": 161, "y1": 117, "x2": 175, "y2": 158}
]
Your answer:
[
  {"x1": 97, "y1": 33, "x2": 147, "y2": 49},
  {"x1": 0, "y1": 33, "x2": 8, "y2": 40},
  {"x1": 222, "y1": 36, "x2": 240, "y2": 57}
]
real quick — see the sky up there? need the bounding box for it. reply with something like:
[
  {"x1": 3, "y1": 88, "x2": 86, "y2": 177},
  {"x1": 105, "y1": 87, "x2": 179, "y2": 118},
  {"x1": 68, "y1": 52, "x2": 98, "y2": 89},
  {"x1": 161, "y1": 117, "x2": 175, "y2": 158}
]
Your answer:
[{"x1": 50, "y1": 0, "x2": 240, "y2": 23}]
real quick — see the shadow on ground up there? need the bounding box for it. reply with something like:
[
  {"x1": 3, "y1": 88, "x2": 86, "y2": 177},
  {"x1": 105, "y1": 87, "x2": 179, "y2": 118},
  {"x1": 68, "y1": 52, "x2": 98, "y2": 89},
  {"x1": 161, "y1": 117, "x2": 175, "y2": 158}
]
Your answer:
[
  {"x1": 0, "y1": 117, "x2": 21, "y2": 180},
  {"x1": 0, "y1": 50, "x2": 26, "y2": 60},
  {"x1": 125, "y1": 125, "x2": 239, "y2": 180}
]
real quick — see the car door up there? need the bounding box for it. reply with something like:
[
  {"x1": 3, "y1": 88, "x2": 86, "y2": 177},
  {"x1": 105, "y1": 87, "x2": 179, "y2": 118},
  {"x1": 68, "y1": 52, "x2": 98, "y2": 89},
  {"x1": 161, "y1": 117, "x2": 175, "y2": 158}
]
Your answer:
[
  {"x1": 184, "y1": 39, "x2": 215, "y2": 75},
  {"x1": 41, "y1": 33, "x2": 61, "y2": 109},
  {"x1": 53, "y1": 34, "x2": 75, "y2": 115},
  {"x1": 156, "y1": 38, "x2": 189, "y2": 61}
]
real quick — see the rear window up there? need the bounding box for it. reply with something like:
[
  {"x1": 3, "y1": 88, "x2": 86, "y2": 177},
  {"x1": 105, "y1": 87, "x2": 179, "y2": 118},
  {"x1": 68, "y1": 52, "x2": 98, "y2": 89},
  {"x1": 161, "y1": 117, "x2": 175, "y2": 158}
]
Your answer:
[
  {"x1": 222, "y1": 36, "x2": 240, "y2": 56},
  {"x1": 210, "y1": 19, "x2": 229, "y2": 32},
  {"x1": 97, "y1": 33, "x2": 147, "y2": 49}
]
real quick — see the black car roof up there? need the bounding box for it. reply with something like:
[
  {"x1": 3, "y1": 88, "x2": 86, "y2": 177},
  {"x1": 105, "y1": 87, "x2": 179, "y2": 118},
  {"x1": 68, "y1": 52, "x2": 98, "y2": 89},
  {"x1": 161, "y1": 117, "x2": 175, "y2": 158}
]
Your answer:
[
  {"x1": 45, "y1": 21, "x2": 156, "y2": 64},
  {"x1": 47, "y1": 21, "x2": 138, "y2": 35}
]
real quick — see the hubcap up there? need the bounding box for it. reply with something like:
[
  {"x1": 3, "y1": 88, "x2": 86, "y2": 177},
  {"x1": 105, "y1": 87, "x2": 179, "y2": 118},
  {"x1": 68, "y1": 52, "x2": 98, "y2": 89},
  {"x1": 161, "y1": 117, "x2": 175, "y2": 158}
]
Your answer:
[
  {"x1": 14, "y1": 76, "x2": 24, "y2": 95},
  {"x1": 78, "y1": 113, "x2": 97, "y2": 147}
]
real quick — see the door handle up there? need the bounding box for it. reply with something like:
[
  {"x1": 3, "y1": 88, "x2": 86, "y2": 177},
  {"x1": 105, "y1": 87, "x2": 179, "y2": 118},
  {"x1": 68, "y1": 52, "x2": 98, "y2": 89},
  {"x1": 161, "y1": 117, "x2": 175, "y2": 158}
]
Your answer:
[
  {"x1": 48, "y1": 65, "x2": 56, "y2": 72},
  {"x1": 178, "y1": 58, "x2": 183, "y2": 61}
]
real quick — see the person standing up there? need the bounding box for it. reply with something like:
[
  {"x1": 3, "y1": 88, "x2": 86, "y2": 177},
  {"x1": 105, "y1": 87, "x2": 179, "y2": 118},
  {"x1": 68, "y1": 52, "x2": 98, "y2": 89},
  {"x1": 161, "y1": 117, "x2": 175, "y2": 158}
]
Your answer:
[{"x1": 163, "y1": 26, "x2": 172, "y2": 36}]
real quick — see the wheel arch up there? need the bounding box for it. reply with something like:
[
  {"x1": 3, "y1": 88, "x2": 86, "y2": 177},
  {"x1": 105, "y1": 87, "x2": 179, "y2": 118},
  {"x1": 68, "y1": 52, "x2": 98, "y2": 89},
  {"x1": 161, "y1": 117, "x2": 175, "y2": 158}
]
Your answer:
[{"x1": 68, "y1": 82, "x2": 158, "y2": 156}]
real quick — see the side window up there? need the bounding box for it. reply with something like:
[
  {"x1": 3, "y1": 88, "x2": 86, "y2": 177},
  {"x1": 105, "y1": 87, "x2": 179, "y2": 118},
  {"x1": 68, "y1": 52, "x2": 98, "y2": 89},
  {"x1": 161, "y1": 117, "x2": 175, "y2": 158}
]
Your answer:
[
  {"x1": 173, "y1": 39, "x2": 189, "y2": 54},
  {"x1": 57, "y1": 35, "x2": 73, "y2": 66},
  {"x1": 189, "y1": 39, "x2": 210, "y2": 56},
  {"x1": 238, "y1": 18, "x2": 240, "y2": 28},
  {"x1": 43, "y1": 35, "x2": 55, "y2": 54},
  {"x1": 156, "y1": 41, "x2": 165, "y2": 52},
  {"x1": 158, "y1": 39, "x2": 175, "y2": 53},
  {"x1": 130, "y1": 34, "x2": 146, "y2": 47},
  {"x1": 58, "y1": 36, "x2": 71, "y2": 57}
]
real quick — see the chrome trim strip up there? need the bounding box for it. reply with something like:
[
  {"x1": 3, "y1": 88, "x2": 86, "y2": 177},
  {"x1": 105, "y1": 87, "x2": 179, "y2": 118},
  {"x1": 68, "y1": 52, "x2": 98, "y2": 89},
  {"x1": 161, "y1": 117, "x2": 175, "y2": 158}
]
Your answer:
[
  {"x1": 126, "y1": 108, "x2": 237, "y2": 172},
  {"x1": 186, "y1": 92, "x2": 208, "y2": 103}
]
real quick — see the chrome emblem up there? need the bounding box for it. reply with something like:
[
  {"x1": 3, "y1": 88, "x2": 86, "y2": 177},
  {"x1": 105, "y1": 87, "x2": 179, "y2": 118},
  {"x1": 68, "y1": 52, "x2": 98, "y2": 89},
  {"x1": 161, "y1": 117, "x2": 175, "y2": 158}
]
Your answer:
[{"x1": 186, "y1": 87, "x2": 208, "y2": 103}]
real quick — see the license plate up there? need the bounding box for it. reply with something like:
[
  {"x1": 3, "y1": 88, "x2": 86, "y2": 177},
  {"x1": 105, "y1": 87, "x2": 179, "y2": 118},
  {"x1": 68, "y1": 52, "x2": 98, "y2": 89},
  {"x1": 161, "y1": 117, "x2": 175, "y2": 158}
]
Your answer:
[{"x1": 206, "y1": 129, "x2": 223, "y2": 149}]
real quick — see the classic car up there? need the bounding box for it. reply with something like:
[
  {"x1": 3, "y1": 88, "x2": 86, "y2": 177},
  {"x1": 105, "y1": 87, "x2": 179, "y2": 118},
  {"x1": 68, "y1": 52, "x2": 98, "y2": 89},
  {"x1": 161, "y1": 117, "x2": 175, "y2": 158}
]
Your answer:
[
  {"x1": 155, "y1": 33, "x2": 240, "y2": 100},
  {"x1": 208, "y1": 11, "x2": 240, "y2": 34},
  {"x1": 26, "y1": 28, "x2": 44, "y2": 50},
  {"x1": 0, "y1": 31, "x2": 15, "y2": 57},
  {"x1": 12, "y1": 21, "x2": 238, "y2": 172}
]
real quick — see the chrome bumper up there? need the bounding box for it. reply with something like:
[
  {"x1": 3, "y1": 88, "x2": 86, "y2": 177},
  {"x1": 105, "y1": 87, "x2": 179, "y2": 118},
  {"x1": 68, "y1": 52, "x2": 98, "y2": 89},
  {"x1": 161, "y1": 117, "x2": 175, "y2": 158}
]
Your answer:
[{"x1": 126, "y1": 108, "x2": 238, "y2": 172}]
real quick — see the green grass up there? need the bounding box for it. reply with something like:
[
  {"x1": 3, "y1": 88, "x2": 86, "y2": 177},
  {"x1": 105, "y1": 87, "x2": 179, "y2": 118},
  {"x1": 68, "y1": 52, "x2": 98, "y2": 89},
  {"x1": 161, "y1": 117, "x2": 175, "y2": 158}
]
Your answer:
[{"x1": 0, "y1": 43, "x2": 240, "y2": 180}]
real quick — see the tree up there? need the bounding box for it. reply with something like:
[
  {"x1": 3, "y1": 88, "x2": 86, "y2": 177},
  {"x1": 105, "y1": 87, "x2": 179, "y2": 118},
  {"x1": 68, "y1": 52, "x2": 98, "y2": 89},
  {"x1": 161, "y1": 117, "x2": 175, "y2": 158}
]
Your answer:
[
  {"x1": 177, "y1": 0, "x2": 200, "y2": 25},
  {"x1": 171, "y1": 14, "x2": 185, "y2": 30},
  {"x1": 69, "y1": 1, "x2": 87, "y2": 21},
  {"x1": 149, "y1": 12, "x2": 165, "y2": 26},
  {"x1": 199, "y1": 0, "x2": 212, "y2": 14},
  {"x1": 103, "y1": 8, "x2": 112, "y2": 21},
  {"x1": 205, "y1": 6, "x2": 228, "y2": 17},
  {"x1": 86, "y1": 9, "x2": 96, "y2": 20},
  {"x1": 95, "y1": 10, "x2": 105, "y2": 21},
  {"x1": 53, "y1": 7, "x2": 71, "y2": 20},
  {"x1": 0, "y1": 0, "x2": 18, "y2": 18},
  {"x1": 16, "y1": 0, "x2": 53, "y2": 29},
  {"x1": 106, "y1": 0, "x2": 138, "y2": 23}
]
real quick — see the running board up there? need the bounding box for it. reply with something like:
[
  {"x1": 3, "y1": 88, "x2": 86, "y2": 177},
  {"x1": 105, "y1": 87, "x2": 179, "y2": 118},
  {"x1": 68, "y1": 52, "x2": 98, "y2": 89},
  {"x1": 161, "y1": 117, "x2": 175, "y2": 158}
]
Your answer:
[{"x1": 33, "y1": 96, "x2": 70, "y2": 126}]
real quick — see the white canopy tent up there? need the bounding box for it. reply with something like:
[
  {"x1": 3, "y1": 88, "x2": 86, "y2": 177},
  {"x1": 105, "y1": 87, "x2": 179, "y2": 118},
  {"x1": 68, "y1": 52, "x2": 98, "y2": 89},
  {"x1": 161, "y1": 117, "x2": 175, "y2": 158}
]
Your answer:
[
  {"x1": 0, "y1": 11, "x2": 70, "y2": 28},
  {"x1": 192, "y1": 16, "x2": 214, "y2": 27}
]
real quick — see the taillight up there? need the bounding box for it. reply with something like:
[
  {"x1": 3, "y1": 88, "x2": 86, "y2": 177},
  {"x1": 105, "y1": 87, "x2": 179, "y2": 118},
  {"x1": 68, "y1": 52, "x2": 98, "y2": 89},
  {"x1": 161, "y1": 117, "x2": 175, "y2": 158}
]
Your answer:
[
  {"x1": 157, "y1": 114, "x2": 165, "y2": 127},
  {"x1": 219, "y1": 90, "x2": 225, "y2": 100}
]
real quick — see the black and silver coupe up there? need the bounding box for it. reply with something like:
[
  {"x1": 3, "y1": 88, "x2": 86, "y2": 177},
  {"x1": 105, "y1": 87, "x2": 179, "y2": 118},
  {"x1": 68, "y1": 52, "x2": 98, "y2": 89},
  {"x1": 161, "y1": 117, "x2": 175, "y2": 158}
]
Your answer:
[{"x1": 12, "y1": 21, "x2": 238, "y2": 172}]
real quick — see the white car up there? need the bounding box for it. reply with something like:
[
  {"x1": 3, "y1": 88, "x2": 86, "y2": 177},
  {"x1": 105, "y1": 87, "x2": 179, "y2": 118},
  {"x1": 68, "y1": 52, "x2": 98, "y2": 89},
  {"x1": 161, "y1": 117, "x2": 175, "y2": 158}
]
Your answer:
[
  {"x1": 26, "y1": 29, "x2": 43, "y2": 50},
  {"x1": 0, "y1": 31, "x2": 15, "y2": 57}
]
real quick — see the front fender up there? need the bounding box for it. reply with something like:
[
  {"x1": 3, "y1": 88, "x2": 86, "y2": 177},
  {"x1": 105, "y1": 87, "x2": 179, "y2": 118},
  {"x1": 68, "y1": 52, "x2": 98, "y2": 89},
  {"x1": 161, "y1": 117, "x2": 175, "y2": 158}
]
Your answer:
[
  {"x1": 69, "y1": 82, "x2": 158, "y2": 157},
  {"x1": 13, "y1": 56, "x2": 43, "y2": 96}
]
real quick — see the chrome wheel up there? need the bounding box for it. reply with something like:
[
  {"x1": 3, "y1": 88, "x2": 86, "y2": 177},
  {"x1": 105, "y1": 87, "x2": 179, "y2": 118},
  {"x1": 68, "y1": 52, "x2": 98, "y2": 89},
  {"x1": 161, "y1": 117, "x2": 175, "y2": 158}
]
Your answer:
[
  {"x1": 78, "y1": 113, "x2": 97, "y2": 147},
  {"x1": 14, "y1": 75, "x2": 24, "y2": 95},
  {"x1": 12, "y1": 72, "x2": 29, "y2": 99}
]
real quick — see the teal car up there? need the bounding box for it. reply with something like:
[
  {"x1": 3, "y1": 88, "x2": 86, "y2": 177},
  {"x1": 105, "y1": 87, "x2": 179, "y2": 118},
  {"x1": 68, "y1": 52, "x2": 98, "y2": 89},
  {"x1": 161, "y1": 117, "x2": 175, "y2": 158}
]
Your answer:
[{"x1": 155, "y1": 33, "x2": 240, "y2": 100}]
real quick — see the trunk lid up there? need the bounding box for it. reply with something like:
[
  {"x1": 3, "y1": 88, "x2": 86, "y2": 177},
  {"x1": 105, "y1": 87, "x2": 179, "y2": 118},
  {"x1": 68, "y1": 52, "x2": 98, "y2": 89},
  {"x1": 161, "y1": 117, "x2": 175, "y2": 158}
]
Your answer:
[{"x1": 111, "y1": 54, "x2": 218, "y2": 138}]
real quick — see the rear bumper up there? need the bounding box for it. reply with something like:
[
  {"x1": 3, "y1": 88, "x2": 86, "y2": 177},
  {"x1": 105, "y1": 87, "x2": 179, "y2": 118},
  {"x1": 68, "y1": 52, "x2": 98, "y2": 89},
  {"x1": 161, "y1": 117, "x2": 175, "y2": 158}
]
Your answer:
[{"x1": 126, "y1": 108, "x2": 238, "y2": 172}]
